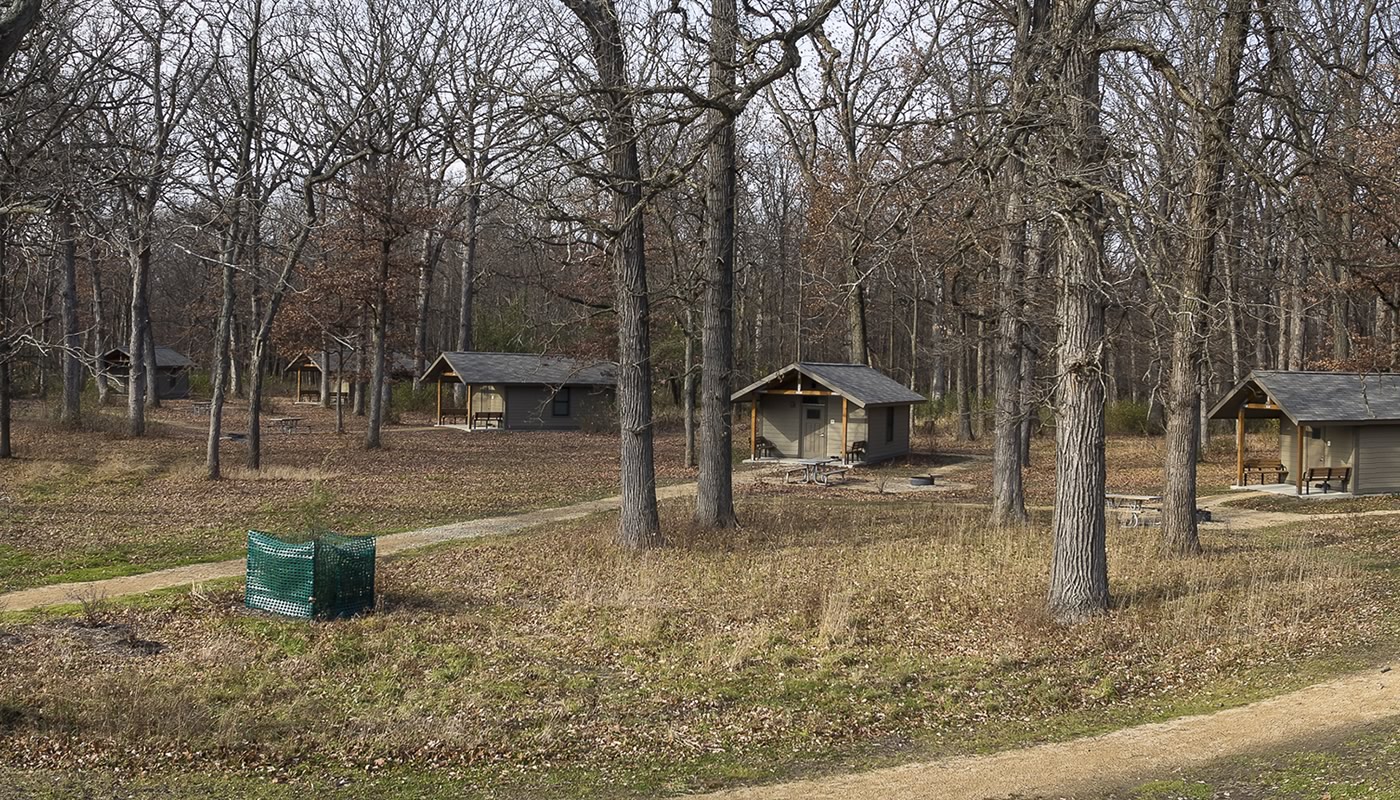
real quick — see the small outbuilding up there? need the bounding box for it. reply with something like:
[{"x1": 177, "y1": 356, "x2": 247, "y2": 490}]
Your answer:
[
  {"x1": 285, "y1": 349, "x2": 415, "y2": 403},
  {"x1": 1208, "y1": 370, "x2": 1400, "y2": 495},
  {"x1": 100, "y1": 346, "x2": 193, "y2": 400},
  {"x1": 731, "y1": 362, "x2": 924, "y2": 464},
  {"x1": 421, "y1": 351, "x2": 616, "y2": 430}
]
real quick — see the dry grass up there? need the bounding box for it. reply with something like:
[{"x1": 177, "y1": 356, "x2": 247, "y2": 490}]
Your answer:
[
  {"x1": 0, "y1": 494, "x2": 1392, "y2": 797},
  {"x1": 0, "y1": 398, "x2": 697, "y2": 592}
]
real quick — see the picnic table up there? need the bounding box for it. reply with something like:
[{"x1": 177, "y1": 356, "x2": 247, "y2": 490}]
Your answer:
[
  {"x1": 190, "y1": 400, "x2": 211, "y2": 415},
  {"x1": 1105, "y1": 493, "x2": 1162, "y2": 527},
  {"x1": 784, "y1": 457, "x2": 849, "y2": 486},
  {"x1": 269, "y1": 416, "x2": 307, "y2": 435}
]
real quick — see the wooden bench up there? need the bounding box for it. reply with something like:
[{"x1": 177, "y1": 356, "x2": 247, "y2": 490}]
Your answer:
[
  {"x1": 472, "y1": 411, "x2": 505, "y2": 430},
  {"x1": 1241, "y1": 459, "x2": 1287, "y2": 485},
  {"x1": 754, "y1": 436, "x2": 777, "y2": 460},
  {"x1": 815, "y1": 464, "x2": 849, "y2": 485},
  {"x1": 1303, "y1": 466, "x2": 1351, "y2": 494},
  {"x1": 845, "y1": 440, "x2": 867, "y2": 464},
  {"x1": 438, "y1": 411, "x2": 468, "y2": 425}
]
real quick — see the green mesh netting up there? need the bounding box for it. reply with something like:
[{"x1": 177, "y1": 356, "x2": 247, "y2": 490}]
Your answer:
[{"x1": 245, "y1": 530, "x2": 376, "y2": 619}]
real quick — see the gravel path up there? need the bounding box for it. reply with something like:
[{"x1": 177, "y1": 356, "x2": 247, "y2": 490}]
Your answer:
[
  {"x1": 691, "y1": 667, "x2": 1399, "y2": 800},
  {"x1": 0, "y1": 482, "x2": 701, "y2": 612}
]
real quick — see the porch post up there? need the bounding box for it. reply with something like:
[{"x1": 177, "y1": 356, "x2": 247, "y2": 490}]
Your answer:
[
  {"x1": 1296, "y1": 422, "x2": 1305, "y2": 494},
  {"x1": 295, "y1": 368, "x2": 301, "y2": 403},
  {"x1": 842, "y1": 397, "x2": 849, "y2": 463},
  {"x1": 750, "y1": 399, "x2": 757, "y2": 460},
  {"x1": 1235, "y1": 405, "x2": 1245, "y2": 486},
  {"x1": 466, "y1": 383, "x2": 474, "y2": 429},
  {"x1": 435, "y1": 377, "x2": 442, "y2": 425}
]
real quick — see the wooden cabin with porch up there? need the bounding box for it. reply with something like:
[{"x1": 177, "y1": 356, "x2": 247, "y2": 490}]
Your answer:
[
  {"x1": 99, "y1": 346, "x2": 193, "y2": 400},
  {"x1": 421, "y1": 351, "x2": 615, "y2": 430},
  {"x1": 284, "y1": 349, "x2": 415, "y2": 404},
  {"x1": 1209, "y1": 370, "x2": 1400, "y2": 495},
  {"x1": 731, "y1": 362, "x2": 924, "y2": 464}
]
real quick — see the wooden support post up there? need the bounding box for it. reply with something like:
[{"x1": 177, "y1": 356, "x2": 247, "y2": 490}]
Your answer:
[
  {"x1": 1296, "y1": 422, "x2": 1305, "y2": 494},
  {"x1": 1235, "y1": 405, "x2": 1245, "y2": 486},
  {"x1": 435, "y1": 377, "x2": 442, "y2": 425},
  {"x1": 750, "y1": 400, "x2": 757, "y2": 460},
  {"x1": 295, "y1": 368, "x2": 301, "y2": 403},
  {"x1": 466, "y1": 383, "x2": 474, "y2": 429},
  {"x1": 842, "y1": 397, "x2": 849, "y2": 463}
]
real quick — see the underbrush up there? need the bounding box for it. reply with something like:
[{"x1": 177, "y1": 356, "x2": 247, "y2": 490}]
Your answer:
[{"x1": 0, "y1": 495, "x2": 1391, "y2": 798}]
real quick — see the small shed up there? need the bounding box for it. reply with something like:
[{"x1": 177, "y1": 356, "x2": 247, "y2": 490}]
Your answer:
[
  {"x1": 1208, "y1": 370, "x2": 1400, "y2": 495},
  {"x1": 420, "y1": 351, "x2": 616, "y2": 430},
  {"x1": 100, "y1": 346, "x2": 193, "y2": 400},
  {"x1": 285, "y1": 349, "x2": 415, "y2": 403},
  {"x1": 731, "y1": 362, "x2": 924, "y2": 464}
]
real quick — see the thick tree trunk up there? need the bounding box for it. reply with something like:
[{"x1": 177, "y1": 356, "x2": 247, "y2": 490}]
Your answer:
[
  {"x1": 956, "y1": 316, "x2": 974, "y2": 440},
  {"x1": 89, "y1": 251, "x2": 109, "y2": 405},
  {"x1": 683, "y1": 309, "x2": 696, "y2": 468},
  {"x1": 143, "y1": 299, "x2": 159, "y2": 409},
  {"x1": 458, "y1": 197, "x2": 479, "y2": 353},
  {"x1": 1047, "y1": 0, "x2": 1109, "y2": 624},
  {"x1": 694, "y1": 0, "x2": 739, "y2": 529},
  {"x1": 207, "y1": 232, "x2": 237, "y2": 479},
  {"x1": 847, "y1": 245, "x2": 869, "y2": 365},
  {"x1": 0, "y1": 0, "x2": 40, "y2": 70},
  {"x1": 412, "y1": 231, "x2": 444, "y2": 390},
  {"x1": 58, "y1": 210, "x2": 82, "y2": 426},
  {"x1": 319, "y1": 346, "x2": 331, "y2": 407},
  {"x1": 563, "y1": 0, "x2": 661, "y2": 548},
  {"x1": 1162, "y1": 0, "x2": 1251, "y2": 556}
]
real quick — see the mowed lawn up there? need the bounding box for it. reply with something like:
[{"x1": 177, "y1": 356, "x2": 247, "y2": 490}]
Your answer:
[
  {"x1": 2, "y1": 488, "x2": 1397, "y2": 799},
  {"x1": 0, "y1": 398, "x2": 698, "y2": 593}
]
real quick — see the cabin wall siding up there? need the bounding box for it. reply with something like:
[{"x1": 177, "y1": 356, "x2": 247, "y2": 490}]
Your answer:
[
  {"x1": 862, "y1": 405, "x2": 911, "y2": 462},
  {"x1": 755, "y1": 397, "x2": 911, "y2": 462},
  {"x1": 758, "y1": 396, "x2": 802, "y2": 457},
  {"x1": 504, "y1": 386, "x2": 591, "y2": 430},
  {"x1": 1356, "y1": 424, "x2": 1400, "y2": 494}
]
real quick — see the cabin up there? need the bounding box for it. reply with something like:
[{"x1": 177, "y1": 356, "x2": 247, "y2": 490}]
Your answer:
[
  {"x1": 99, "y1": 346, "x2": 193, "y2": 400},
  {"x1": 421, "y1": 351, "x2": 616, "y2": 430},
  {"x1": 285, "y1": 349, "x2": 415, "y2": 403},
  {"x1": 1208, "y1": 370, "x2": 1400, "y2": 496},
  {"x1": 731, "y1": 362, "x2": 925, "y2": 464}
]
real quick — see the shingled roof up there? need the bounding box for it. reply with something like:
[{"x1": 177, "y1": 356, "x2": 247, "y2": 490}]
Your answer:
[
  {"x1": 421, "y1": 352, "x2": 616, "y2": 387},
  {"x1": 731, "y1": 362, "x2": 925, "y2": 408},
  {"x1": 287, "y1": 349, "x2": 416, "y2": 376},
  {"x1": 1208, "y1": 370, "x2": 1400, "y2": 424},
  {"x1": 103, "y1": 346, "x2": 193, "y2": 369}
]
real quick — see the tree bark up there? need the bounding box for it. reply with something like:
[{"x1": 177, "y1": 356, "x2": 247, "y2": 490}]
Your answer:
[
  {"x1": 89, "y1": 250, "x2": 109, "y2": 405},
  {"x1": 563, "y1": 0, "x2": 661, "y2": 549},
  {"x1": 1047, "y1": 0, "x2": 1109, "y2": 624},
  {"x1": 694, "y1": 0, "x2": 739, "y2": 529},
  {"x1": 0, "y1": 0, "x2": 39, "y2": 70},
  {"x1": 366, "y1": 235, "x2": 391, "y2": 450},
  {"x1": 58, "y1": 209, "x2": 82, "y2": 426},
  {"x1": 126, "y1": 234, "x2": 151, "y2": 436},
  {"x1": 206, "y1": 229, "x2": 238, "y2": 479},
  {"x1": 1161, "y1": 0, "x2": 1251, "y2": 557}
]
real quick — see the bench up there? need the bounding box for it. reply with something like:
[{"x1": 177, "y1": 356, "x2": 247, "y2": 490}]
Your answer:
[
  {"x1": 845, "y1": 440, "x2": 867, "y2": 464},
  {"x1": 1241, "y1": 459, "x2": 1287, "y2": 485},
  {"x1": 1303, "y1": 466, "x2": 1351, "y2": 494},
  {"x1": 815, "y1": 464, "x2": 849, "y2": 485},
  {"x1": 438, "y1": 410, "x2": 468, "y2": 425},
  {"x1": 472, "y1": 411, "x2": 505, "y2": 430},
  {"x1": 754, "y1": 436, "x2": 777, "y2": 460}
]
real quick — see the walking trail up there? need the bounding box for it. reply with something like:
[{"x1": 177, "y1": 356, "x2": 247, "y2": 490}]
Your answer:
[
  {"x1": 693, "y1": 667, "x2": 1399, "y2": 800},
  {"x1": 0, "y1": 481, "x2": 702, "y2": 612}
]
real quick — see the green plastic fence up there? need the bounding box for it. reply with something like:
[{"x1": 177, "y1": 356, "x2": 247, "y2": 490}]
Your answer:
[{"x1": 245, "y1": 530, "x2": 376, "y2": 619}]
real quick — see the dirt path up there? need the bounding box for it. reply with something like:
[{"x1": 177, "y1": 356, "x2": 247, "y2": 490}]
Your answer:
[
  {"x1": 0, "y1": 482, "x2": 702, "y2": 612},
  {"x1": 693, "y1": 667, "x2": 1399, "y2": 800},
  {"x1": 1198, "y1": 492, "x2": 1400, "y2": 530}
]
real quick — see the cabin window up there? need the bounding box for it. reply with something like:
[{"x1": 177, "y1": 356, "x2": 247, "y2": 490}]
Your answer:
[
  {"x1": 885, "y1": 408, "x2": 895, "y2": 443},
  {"x1": 1310, "y1": 426, "x2": 1323, "y2": 440},
  {"x1": 805, "y1": 408, "x2": 821, "y2": 420},
  {"x1": 552, "y1": 388, "x2": 572, "y2": 417}
]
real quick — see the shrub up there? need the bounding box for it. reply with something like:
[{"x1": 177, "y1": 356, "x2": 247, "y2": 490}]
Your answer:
[{"x1": 1106, "y1": 400, "x2": 1159, "y2": 436}]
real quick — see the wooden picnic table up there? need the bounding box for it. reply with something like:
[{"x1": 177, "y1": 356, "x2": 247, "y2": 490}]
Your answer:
[
  {"x1": 190, "y1": 400, "x2": 211, "y2": 415},
  {"x1": 1105, "y1": 493, "x2": 1162, "y2": 527},
  {"x1": 269, "y1": 416, "x2": 306, "y2": 435}
]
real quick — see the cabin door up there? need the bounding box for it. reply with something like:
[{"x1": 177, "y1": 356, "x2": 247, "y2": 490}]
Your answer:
[{"x1": 800, "y1": 400, "x2": 827, "y2": 458}]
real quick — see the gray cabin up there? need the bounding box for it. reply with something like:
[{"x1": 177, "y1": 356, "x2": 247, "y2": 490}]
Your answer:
[
  {"x1": 100, "y1": 346, "x2": 193, "y2": 400},
  {"x1": 421, "y1": 351, "x2": 616, "y2": 430},
  {"x1": 1209, "y1": 370, "x2": 1400, "y2": 495},
  {"x1": 732, "y1": 362, "x2": 924, "y2": 464}
]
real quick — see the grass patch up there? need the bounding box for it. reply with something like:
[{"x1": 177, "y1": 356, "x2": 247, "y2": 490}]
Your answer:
[{"x1": 2, "y1": 494, "x2": 1395, "y2": 798}]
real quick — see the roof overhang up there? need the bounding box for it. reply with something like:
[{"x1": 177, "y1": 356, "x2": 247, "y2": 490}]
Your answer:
[
  {"x1": 1207, "y1": 374, "x2": 1297, "y2": 423},
  {"x1": 731, "y1": 364, "x2": 871, "y2": 407}
]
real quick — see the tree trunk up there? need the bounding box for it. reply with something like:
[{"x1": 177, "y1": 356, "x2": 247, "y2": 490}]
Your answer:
[
  {"x1": 412, "y1": 230, "x2": 443, "y2": 390},
  {"x1": 1161, "y1": 0, "x2": 1251, "y2": 557},
  {"x1": 127, "y1": 236, "x2": 150, "y2": 436},
  {"x1": 366, "y1": 237, "x2": 391, "y2": 450},
  {"x1": 207, "y1": 231, "x2": 237, "y2": 479},
  {"x1": 0, "y1": 228, "x2": 10, "y2": 458},
  {"x1": 58, "y1": 210, "x2": 82, "y2": 426},
  {"x1": 89, "y1": 250, "x2": 109, "y2": 405},
  {"x1": 143, "y1": 296, "x2": 159, "y2": 409},
  {"x1": 458, "y1": 197, "x2": 479, "y2": 353},
  {"x1": 0, "y1": 0, "x2": 40, "y2": 70},
  {"x1": 1047, "y1": 0, "x2": 1109, "y2": 624},
  {"x1": 694, "y1": 0, "x2": 739, "y2": 529},
  {"x1": 563, "y1": 0, "x2": 661, "y2": 549},
  {"x1": 683, "y1": 308, "x2": 697, "y2": 468},
  {"x1": 956, "y1": 316, "x2": 974, "y2": 441},
  {"x1": 319, "y1": 346, "x2": 331, "y2": 407}
]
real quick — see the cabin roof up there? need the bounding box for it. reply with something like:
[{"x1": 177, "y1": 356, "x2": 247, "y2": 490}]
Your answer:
[
  {"x1": 731, "y1": 362, "x2": 925, "y2": 408},
  {"x1": 421, "y1": 351, "x2": 616, "y2": 387},
  {"x1": 287, "y1": 349, "x2": 415, "y2": 375},
  {"x1": 1208, "y1": 370, "x2": 1400, "y2": 425},
  {"x1": 103, "y1": 346, "x2": 193, "y2": 369}
]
